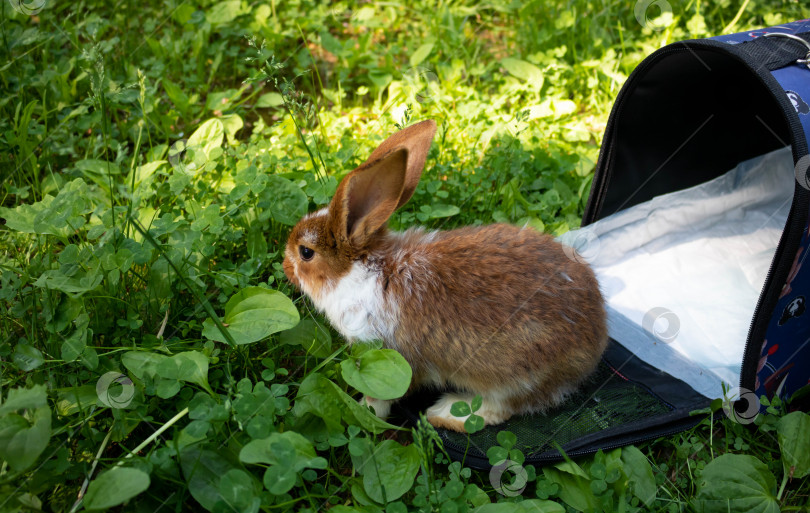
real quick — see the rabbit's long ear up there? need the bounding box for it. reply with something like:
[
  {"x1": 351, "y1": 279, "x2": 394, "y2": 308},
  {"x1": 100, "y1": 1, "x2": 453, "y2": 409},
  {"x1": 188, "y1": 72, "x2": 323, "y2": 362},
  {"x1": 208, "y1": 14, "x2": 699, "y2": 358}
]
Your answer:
[
  {"x1": 329, "y1": 120, "x2": 437, "y2": 248},
  {"x1": 365, "y1": 119, "x2": 437, "y2": 209}
]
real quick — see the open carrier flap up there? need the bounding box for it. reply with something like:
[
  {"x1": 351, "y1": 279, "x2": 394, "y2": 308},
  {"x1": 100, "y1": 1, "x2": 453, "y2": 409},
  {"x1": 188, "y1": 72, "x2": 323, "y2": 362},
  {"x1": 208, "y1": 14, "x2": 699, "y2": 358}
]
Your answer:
[{"x1": 560, "y1": 146, "x2": 794, "y2": 400}]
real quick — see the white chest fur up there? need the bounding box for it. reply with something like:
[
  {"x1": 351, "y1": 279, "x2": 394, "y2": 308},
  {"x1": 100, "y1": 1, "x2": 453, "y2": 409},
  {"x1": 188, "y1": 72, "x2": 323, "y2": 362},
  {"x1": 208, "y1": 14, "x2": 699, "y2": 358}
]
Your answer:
[{"x1": 314, "y1": 261, "x2": 398, "y2": 344}]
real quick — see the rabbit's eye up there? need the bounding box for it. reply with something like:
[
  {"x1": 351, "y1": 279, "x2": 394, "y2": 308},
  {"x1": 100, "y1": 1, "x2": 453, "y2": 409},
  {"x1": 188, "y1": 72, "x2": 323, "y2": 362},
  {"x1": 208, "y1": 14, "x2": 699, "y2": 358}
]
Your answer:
[{"x1": 299, "y1": 245, "x2": 315, "y2": 261}]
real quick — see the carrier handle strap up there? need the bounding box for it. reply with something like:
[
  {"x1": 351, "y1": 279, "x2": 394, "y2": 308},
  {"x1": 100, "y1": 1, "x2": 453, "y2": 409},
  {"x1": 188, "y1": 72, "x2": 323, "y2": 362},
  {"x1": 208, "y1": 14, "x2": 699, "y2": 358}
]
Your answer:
[{"x1": 736, "y1": 31, "x2": 810, "y2": 71}]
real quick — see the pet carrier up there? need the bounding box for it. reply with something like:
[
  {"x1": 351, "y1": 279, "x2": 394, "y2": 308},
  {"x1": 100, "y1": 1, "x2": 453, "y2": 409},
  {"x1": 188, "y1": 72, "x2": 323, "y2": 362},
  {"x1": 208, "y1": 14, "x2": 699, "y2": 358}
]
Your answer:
[{"x1": 397, "y1": 19, "x2": 810, "y2": 469}]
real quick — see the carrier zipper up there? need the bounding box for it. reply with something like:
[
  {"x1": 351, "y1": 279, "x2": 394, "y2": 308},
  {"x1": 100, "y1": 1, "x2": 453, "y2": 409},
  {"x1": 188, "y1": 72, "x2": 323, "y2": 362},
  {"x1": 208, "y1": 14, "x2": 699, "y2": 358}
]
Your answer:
[
  {"x1": 739, "y1": 209, "x2": 792, "y2": 393},
  {"x1": 739, "y1": 156, "x2": 809, "y2": 395},
  {"x1": 439, "y1": 416, "x2": 705, "y2": 467}
]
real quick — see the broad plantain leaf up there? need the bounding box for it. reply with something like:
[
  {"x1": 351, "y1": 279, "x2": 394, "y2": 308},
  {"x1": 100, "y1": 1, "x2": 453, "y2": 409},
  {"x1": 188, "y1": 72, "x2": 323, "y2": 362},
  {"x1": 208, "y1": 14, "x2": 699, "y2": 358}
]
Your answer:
[
  {"x1": 61, "y1": 323, "x2": 89, "y2": 362},
  {"x1": 122, "y1": 351, "x2": 165, "y2": 381},
  {"x1": 340, "y1": 348, "x2": 412, "y2": 400},
  {"x1": 0, "y1": 195, "x2": 55, "y2": 234},
  {"x1": 543, "y1": 466, "x2": 597, "y2": 512},
  {"x1": 187, "y1": 118, "x2": 224, "y2": 159},
  {"x1": 695, "y1": 454, "x2": 779, "y2": 513},
  {"x1": 427, "y1": 203, "x2": 460, "y2": 218},
  {"x1": 776, "y1": 411, "x2": 810, "y2": 479},
  {"x1": 620, "y1": 445, "x2": 656, "y2": 506},
  {"x1": 0, "y1": 386, "x2": 51, "y2": 472},
  {"x1": 501, "y1": 57, "x2": 544, "y2": 90},
  {"x1": 203, "y1": 287, "x2": 299, "y2": 345},
  {"x1": 256, "y1": 92, "x2": 283, "y2": 108},
  {"x1": 0, "y1": 179, "x2": 93, "y2": 236},
  {"x1": 410, "y1": 42, "x2": 434, "y2": 66},
  {"x1": 164, "y1": 79, "x2": 190, "y2": 114},
  {"x1": 180, "y1": 446, "x2": 248, "y2": 512},
  {"x1": 279, "y1": 318, "x2": 332, "y2": 357},
  {"x1": 351, "y1": 439, "x2": 420, "y2": 503},
  {"x1": 0, "y1": 385, "x2": 48, "y2": 416},
  {"x1": 128, "y1": 160, "x2": 166, "y2": 191},
  {"x1": 12, "y1": 343, "x2": 44, "y2": 371},
  {"x1": 55, "y1": 385, "x2": 99, "y2": 416},
  {"x1": 220, "y1": 113, "x2": 243, "y2": 146},
  {"x1": 123, "y1": 350, "x2": 213, "y2": 395},
  {"x1": 219, "y1": 469, "x2": 261, "y2": 513},
  {"x1": 84, "y1": 467, "x2": 150, "y2": 511},
  {"x1": 246, "y1": 224, "x2": 268, "y2": 260},
  {"x1": 75, "y1": 158, "x2": 121, "y2": 176},
  {"x1": 293, "y1": 373, "x2": 396, "y2": 434},
  {"x1": 206, "y1": 0, "x2": 242, "y2": 25},
  {"x1": 156, "y1": 351, "x2": 214, "y2": 395}
]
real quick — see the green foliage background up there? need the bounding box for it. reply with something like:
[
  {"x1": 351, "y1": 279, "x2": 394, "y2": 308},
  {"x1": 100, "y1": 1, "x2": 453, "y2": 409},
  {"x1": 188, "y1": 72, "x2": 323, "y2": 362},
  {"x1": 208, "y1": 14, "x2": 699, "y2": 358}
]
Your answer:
[{"x1": 1, "y1": 0, "x2": 809, "y2": 511}]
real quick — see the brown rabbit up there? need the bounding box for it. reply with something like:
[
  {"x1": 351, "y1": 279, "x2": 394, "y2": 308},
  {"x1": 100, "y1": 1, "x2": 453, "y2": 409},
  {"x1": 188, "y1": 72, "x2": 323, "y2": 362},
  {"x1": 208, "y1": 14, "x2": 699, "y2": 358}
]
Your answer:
[{"x1": 283, "y1": 120, "x2": 608, "y2": 432}]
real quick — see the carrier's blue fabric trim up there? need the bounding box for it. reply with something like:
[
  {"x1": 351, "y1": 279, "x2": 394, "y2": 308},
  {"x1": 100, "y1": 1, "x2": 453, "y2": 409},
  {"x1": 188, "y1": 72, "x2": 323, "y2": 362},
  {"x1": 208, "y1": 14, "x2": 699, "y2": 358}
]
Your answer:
[
  {"x1": 713, "y1": 21, "x2": 810, "y2": 403},
  {"x1": 754, "y1": 64, "x2": 810, "y2": 402},
  {"x1": 710, "y1": 19, "x2": 810, "y2": 44}
]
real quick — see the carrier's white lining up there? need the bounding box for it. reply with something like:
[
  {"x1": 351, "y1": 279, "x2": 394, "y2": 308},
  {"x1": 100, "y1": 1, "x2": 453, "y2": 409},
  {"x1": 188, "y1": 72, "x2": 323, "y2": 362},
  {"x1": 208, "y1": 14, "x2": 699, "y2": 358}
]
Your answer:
[{"x1": 561, "y1": 146, "x2": 794, "y2": 399}]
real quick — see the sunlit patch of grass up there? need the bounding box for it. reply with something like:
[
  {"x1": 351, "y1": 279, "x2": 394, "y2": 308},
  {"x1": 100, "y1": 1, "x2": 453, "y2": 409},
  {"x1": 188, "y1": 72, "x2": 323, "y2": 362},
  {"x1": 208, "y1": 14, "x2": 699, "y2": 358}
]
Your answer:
[{"x1": 1, "y1": 0, "x2": 809, "y2": 511}]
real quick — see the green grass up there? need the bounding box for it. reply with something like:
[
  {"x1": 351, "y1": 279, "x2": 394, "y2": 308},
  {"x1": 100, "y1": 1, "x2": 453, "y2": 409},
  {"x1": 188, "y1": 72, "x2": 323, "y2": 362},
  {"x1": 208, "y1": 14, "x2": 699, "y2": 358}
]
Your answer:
[{"x1": 1, "y1": 0, "x2": 810, "y2": 511}]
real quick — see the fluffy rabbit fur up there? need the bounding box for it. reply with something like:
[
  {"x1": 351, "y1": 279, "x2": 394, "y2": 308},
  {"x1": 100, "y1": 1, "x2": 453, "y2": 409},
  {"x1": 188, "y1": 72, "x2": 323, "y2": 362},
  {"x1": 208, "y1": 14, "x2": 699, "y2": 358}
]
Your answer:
[{"x1": 283, "y1": 120, "x2": 608, "y2": 432}]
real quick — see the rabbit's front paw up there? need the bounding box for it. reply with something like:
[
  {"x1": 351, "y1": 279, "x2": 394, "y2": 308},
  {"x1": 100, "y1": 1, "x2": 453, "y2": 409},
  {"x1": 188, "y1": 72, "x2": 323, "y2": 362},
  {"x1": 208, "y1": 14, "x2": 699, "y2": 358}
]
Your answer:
[
  {"x1": 359, "y1": 396, "x2": 392, "y2": 419},
  {"x1": 426, "y1": 392, "x2": 511, "y2": 433}
]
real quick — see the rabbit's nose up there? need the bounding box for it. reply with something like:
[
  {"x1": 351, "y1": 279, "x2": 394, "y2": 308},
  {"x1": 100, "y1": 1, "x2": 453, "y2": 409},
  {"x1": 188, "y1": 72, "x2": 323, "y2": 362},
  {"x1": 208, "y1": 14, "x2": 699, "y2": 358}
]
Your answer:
[{"x1": 282, "y1": 258, "x2": 299, "y2": 288}]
